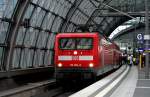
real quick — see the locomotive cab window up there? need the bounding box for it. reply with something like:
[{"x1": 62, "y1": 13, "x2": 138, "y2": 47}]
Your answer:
[{"x1": 59, "y1": 38, "x2": 93, "y2": 50}]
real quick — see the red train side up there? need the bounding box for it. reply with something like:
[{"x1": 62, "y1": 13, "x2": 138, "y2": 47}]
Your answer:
[{"x1": 54, "y1": 32, "x2": 121, "y2": 81}]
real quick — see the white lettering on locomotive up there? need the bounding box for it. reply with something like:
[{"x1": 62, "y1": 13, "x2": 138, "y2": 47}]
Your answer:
[
  {"x1": 72, "y1": 56, "x2": 79, "y2": 60},
  {"x1": 58, "y1": 56, "x2": 93, "y2": 61}
]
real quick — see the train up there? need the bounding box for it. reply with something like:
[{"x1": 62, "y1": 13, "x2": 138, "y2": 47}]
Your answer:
[{"x1": 54, "y1": 32, "x2": 122, "y2": 81}]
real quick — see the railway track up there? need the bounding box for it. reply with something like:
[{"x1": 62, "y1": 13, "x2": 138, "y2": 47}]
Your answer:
[
  {"x1": 0, "y1": 79, "x2": 56, "y2": 97},
  {"x1": 0, "y1": 66, "x2": 121, "y2": 97}
]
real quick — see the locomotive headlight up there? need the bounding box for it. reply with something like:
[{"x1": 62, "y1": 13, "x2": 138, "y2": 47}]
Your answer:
[
  {"x1": 74, "y1": 51, "x2": 77, "y2": 55},
  {"x1": 89, "y1": 63, "x2": 94, "y2": 68},
  {"x1": 58, "y1": 63, "x2": 62, "y2": 67}
]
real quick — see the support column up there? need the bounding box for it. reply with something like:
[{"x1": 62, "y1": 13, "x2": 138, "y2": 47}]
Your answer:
[{"x1": 145, "y1": 0, "x2": 149, "y2": 79}]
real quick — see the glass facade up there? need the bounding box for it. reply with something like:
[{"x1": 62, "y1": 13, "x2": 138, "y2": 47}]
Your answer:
[{"x1": 0, "y1": 0, "x2": 18, "y2": 71}]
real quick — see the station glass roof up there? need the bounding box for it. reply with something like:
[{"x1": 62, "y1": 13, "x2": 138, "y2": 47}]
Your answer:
[{"x1": 0, "y1": 0, "x2": 147, "y2": 72}]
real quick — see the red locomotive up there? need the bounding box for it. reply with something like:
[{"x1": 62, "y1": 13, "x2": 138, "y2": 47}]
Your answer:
[{"x1": 54, "y1": 32, "x2": 122, "y2": 81}]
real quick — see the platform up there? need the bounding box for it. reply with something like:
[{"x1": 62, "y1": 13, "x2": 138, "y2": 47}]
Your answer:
[
  {"x1": 110, "y1": 66, "x2": 137, "y2": 97},
  {"x1": 70, "y1": 65, "x2": 150, "y2": 97},
  {"x1": 133, "y1": 67, "x2": 150, "y2": 97},
  {"x1": 110, "y1": 66, "x2": 150, "y2": 97},
  {"x1": 69, "y1": 65, "x2": 129, "y2": 97}
]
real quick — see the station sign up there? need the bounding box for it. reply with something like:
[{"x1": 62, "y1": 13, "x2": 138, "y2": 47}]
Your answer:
[
  {"x1": 144, "y1": 35, "x2": 150, "y2": 40},
  {"x1": 137, "y1": 33, "x2": 144, "y2": 43},
  {"x1": 138, "y1": 48, "x2": 150, "y2": 52},
  {"x1": 137, "y1": 34, "x2": 143, "y2": 40}
]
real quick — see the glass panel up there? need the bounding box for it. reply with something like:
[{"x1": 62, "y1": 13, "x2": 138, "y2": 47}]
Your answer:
[
  {"x1": 101, "y1": 21, "x2": 107, "y2": 30},
  {"x1": 31, "y1": 0, "x2": 39, "y2": 4},
  {"x1": 54, "y1": 0, "x2": 61, "y2": 15},
  {"x1": 49, "y1": 0, "x2": 57, "y2": 12},
  {"x1": 43, "y1": 0, "x2": 51, "y2": 9},
  {"x1": 0, "y1": 0, "x2": 18, "y2": 18},
  {"x1": 0, "y1": 47, "x2": 4, "y2": 71},
  {"x1": 49, "y1": 51, "x2": 53, "y2": 64},
  {"x1": 71, "y1": 10, "x2": 88, "y2": 24},
  {"x1": 20, "y1": 49, "x2": 27, "y2": 69},
  {"x1": 24, "y1": 28, "x2": 40, "y2": 47},
  {"x1": 33, "y1": 49, "x2": 40, "y2": 67},
  {"x1": 71, "y1": 25, "x2": 76, "y2": 32},
  {"x1": 38, "y1": 50, "x2": 44, "y2": 66},
  {"x1": 32, "y1": 29, "x2": 39, "y2": 46},
  {"x1": 57, "y1": 0, "x2": 65, "y2": 17},
  {"x1": 0, "y1": 21, "x2": 9, "y2": 43},
  {"x1": 16, "y1": 26, "x2": 26, "y2": 45},
  {"x1": 47, "y1": 0, "x2": 53, "y2": 10},
  {"x1": 38, "y1": 0, "x2": 46, "y2": 7},
  {"x1": 70, "y1": 10, "x2": 79, "y2": 24},
  {"x1": 41, "y1": 13, "x2": 53, "y2": 30},
  {"x1": 60, "y1": 0, "x2": 71, "y2": 18},
  {"x1": 36, "y1": 9, "x2": 45, "y2": 27},
  {"x1": 37, "y1": 31, "x2": 48, "y2": 48},
  {"x1": 19, "y1": 48, "x2": 34, "y2": 69},
  {"x1": 23, "y1": 4, "x2": 34, "y2": 20},
  {"x1": 89, "y1": 0, "x2": 100, "y2": 7},
  {"x1": 12, "y1": 48, "x2": 21, "y2": 69},
  {"x1": 59, "y1": 38, "x2": 93, "y2": 50},
  {"x1": 66, "y1": 23, "x2": 74, "y2": 32},
  {"x1": 24, "y1": 49, "x2": 29, "y2": 68},
  {"x1": 51, "y1": 17, "x2": 62, "y2": 32},
  {"x1": 47, "y1": 33, "x2": 55, "y2": 49},
  {"x1": 30, "y1": 7, "x2": 41, "y2": 27},
  {"x1": 47, "y1": 13, "x2": 55, "y2": 30},
  {"x1": 107, "y1": 17, "x2": 113, "y2": 23},
  {"x1": 26, "y1": 49, "x2": 34, "y2": 68},
  {"x1": 69, "y1": 0, "x2": 76, "y2": 3},
  {"x1": 44, "y1": 50, "x2": 51, "y2": 66},
  {"x1": 44, "y1": 50, "x2": 53, "y2": 66},
  {"x1": 24, "y1": 27, "x2": 34, "y2": 47},
  {"x1": 94, "y1": 17, "x2": 103, "y2": 24},
  {"x1": 79, "y1": 0, "x2": 96, "y2": 16}
]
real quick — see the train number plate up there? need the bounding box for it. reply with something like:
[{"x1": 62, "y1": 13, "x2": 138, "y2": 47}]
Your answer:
[{"x1": 72, "y1": 56, "x2": 79, "y2": 60}]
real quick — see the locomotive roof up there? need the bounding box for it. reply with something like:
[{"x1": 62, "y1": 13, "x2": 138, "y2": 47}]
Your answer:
[{"x1": 56, "y1": 32, "x2": 99, "y2": 37}]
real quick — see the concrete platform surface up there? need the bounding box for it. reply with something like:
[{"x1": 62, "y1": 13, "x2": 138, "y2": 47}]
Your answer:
[{"x1": 110, "y1": 66, "x2": 138, "y2": 97}]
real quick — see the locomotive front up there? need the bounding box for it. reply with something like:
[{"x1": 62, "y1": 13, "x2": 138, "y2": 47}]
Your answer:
[{"x1": 54, "y1": 33, "x2": 99, "y2": 81}]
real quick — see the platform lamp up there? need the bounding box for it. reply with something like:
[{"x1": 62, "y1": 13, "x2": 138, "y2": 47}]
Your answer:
[{"x1": 128, "y1": 46, "x2": 132, "y2": 54}]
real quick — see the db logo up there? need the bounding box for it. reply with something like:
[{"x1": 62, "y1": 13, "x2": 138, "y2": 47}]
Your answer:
[{"x1": 72, "y1": 56, "x2": 79, "y2": 60}]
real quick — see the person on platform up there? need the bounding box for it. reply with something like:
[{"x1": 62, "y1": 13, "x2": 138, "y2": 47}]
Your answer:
[{"x1": 128, "y1": 55, "x2": 133, "y2": 66}]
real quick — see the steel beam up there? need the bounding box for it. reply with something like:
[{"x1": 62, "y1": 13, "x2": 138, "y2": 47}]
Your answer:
[
  {"x1": 5, "y1": 0, "x2": 30, "y2": 77},
  {"x1": 89, "y1": 0, "x2": 98, "y2": 8},
  {"x1": 93, "y1": 12, "x2": 150, "y2": 17}
]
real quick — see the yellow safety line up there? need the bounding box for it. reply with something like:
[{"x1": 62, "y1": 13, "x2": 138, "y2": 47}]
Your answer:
[
  {"x1": 144, "y1": 50, "x2": 150, "y2": 53},
  {"x1": 139, "y1": 54, "x2": 142, "y2": 70}
]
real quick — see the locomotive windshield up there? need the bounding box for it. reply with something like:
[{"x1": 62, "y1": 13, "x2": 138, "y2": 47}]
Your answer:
[{"x1": 59, "y1": 38, "x2": 93, "y2": 50}]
